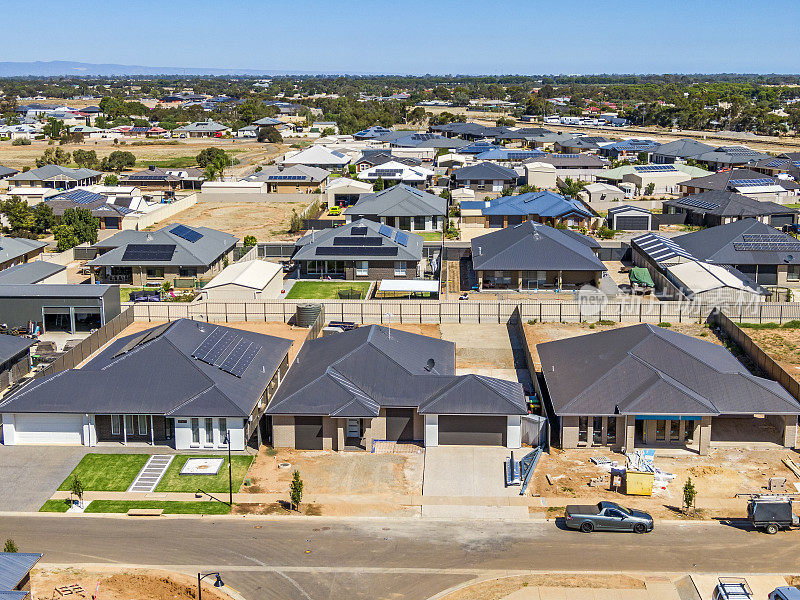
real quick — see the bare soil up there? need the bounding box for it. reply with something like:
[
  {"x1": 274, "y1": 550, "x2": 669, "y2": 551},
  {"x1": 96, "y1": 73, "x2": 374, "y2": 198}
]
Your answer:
[
  {"x1": 441, "y1": 574, "x2": 645, "y2": 600},
  {"x1": 742, "y1": 327, "x2": 800, "y2": 375},
  {"x1": 389, "y1": 323, "x2": 442, "y2": 338},
  {"x1": 155, "y1": 201, "x2": 309, "y2": 241},
  {"x1": 31, "y1": 568, "x2": 227, "y2": 600}
]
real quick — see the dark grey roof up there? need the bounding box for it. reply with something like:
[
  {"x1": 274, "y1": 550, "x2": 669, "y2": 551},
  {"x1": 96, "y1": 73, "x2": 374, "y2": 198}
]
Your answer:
[
  {"x1": 538, "y1": 323, "x2": 800, "y2": 417},
  {"x1": 344, "y1": 184, "x2": 446, "y2": 218},
  {"x1": 293, "y1": 218, "x2": 422, "y2": 262},
  {"x1": 390, "y1": 133, "x2": 468, "y2": 149},
  {"x1": 664, "y1": 191, "x2": 799, "y2": 218},
  {"x1": 652, "y1": 138, "x2": 715, "y2": 159},
  {"x1": 0, "y1": 166, "x2": 19, "y2": 178},
  {"x1": 0, "y1": 335, "x2": 35, "y2": 366},
  {"x1": 0, "y1": 320, "x2": 292, "y2": 417},
  {"x1": 673, "y1": 218, "x2": 800, "y2": 266},
  {"x1": 696, "y1": 146, "x2": 768, "y2": 165},
  {"x1": 87, "y1": 225, "x2": 238, "y2": 268},
  {"x1": 0, "y1": 261, "x2": 65, "y2": 284},
  {"x1": 471, "y1": 221, "x2": 606, "y2": 272},
  {"x1": 0, "y1": 553, "x2": 41, "y2": 591},
  {"x1": 267, "y1": 325, "x2": 525, "y2": 417},
  {"x1": 680, "y1": 168, "x2": 800, "y2": 192},
  {"x1": 607, "y1": 204, "x2": 652, "y2": 216},
  {"x1": 354, "y1": 152, "x2": 421, "y2": 167},
  {"x1": 6, "y1": 165, "x2": 101, "y2": 182},
  {"x1": 495, "y1": 127, "x2": 552, "y2": 140},
  {"x1": 453, "y1": 162, "x2": 517, "y2": 181},
  {"x1": 0, "y1": 284, "x2": 113, "y2": 298},
  {"x1": 0, "y1": 237, "x2": 47, "y2": 264},
  {"x1": 46, "y1": 190, "x2": 132, "y2": 218}
]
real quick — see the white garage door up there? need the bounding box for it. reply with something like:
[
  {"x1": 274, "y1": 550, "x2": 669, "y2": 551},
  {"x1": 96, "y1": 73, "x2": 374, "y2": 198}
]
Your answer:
[{"x1": 15, "y1": 414, "x2": 83, "y2": 444}]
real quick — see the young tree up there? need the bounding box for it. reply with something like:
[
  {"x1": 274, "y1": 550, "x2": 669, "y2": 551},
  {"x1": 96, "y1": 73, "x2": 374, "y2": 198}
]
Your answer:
[
  {"x1": 42, "y1": 118, "x2": 63, "y2": 139},
  {"x1": 70, "y1": 475, "x2": 85, "y2": 508},
  {"x1": 243, "y1": 235, "x2": 257, "y2": 247},
  {"x1": 3, "y1": 539, "x2": 18, "y2": 553},
  {"x1": 289, "y1": 471, "x2": 303, "y2": 511},
  {"x1": 644, "y1": 182, "x2": 656, "y2": 196},
  {"x1": 373, "y1": 176, "x2": 385, "y2": 191},
  {"x1": 683, "y1": 477, "x2": 697, "y2": 513}
]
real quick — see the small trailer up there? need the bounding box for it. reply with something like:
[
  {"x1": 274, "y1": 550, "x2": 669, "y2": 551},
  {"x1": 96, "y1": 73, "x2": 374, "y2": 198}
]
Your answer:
[{"x1": 747, "y1": 498, "x2": 800, "y2": 534}]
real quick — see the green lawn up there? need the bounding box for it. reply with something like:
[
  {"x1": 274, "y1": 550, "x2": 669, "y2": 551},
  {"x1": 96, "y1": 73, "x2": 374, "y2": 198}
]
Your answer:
[
  {"x1": 39, "y1": 499, "x2": 71, "y2": 512},
  {"x1": 285, "y1": 281, "x2": 371, "y2": 300},
  {"x1": 84, "y1": 500, "x2": 230, "y2": 514},
  {"x1": 154, "y1": 455, "x2": 253, "y2": 493},
  {"x1": 418, "y1": 231, "x2": 444, "y2": 241},
  {"x1": 58, "y1": 454, "x2": 150, "y2": 492}
]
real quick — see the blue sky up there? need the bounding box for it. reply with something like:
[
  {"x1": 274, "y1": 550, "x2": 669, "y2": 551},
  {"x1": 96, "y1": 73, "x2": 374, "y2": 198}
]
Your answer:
[{"x1": 8, "y1": 0, "x2": 800, "y2": 74}]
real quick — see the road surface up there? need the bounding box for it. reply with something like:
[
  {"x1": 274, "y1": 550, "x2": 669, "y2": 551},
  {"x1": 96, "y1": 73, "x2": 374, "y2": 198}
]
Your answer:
[{"x1": 5, "y1": 516, "x2": 798, "y2": 600}]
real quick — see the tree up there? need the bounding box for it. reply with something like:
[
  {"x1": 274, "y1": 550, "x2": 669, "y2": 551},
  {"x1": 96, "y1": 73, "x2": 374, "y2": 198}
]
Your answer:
[
  {"x1": 32, "y1": 203, "x2": 55, "y2": 234},
  {"x1": 289, "y1": 470, "x2": 303, "y2": 511},
  {"x1": 35, "y1": 147, "x2": 71, "y2": 167},
  {"x1": 288, "y1": 209, "x2": 303, "y2": 233},
  {"x1": 73, "y1": 149, "x2": 99, "y2": 169},
  {"x1": 42, "y1": 118, "x2": 64, "y2": 139},
  {"x1": 103, "y1": 174, "x2": 119, "y2": 186},
  {"x1": 683, "y1": 477, "x2": 697, "y2": 513},
  {"x1": 559, "y1": 177, "x2": 586, "y2": 198},
  {"x1": 373, "y1": 176, "x2": 385, "y2": 191},
  {"x1": 644, "y1": 182, "x2": 656, "y2": 196},
  {"x1": 70, "y1": 475, "x2": 85, "y2": 508},
  {"x1": 196, "y1": 147, "x2": 232, "y2": 169},
  {"x1": 100, "y1": 150, "x2": 136, "y2": 172},
  {"x1": 243, "y1": 235, "x2": 257, "y2": 247},
  {"x1": 54, "y1": 208, "x2": 99, "y2": 251},
  {"x1": 257, "y1": 126, "x2": 283, "y2": 144},
  {"x1": 406, "y1": 106, "x2": 427, "y2": 123},
  {"x1": 0, "y1": 196, "x2": 35, "y2": 234},
  {"x1": 320, "y1": 127, "x2": 335, "y2": 137},
  {"x1": 439, "y1": 189, "x2": 451, "y2": 200},
  {"x1": 3, "y1": 539, "x2": 18, "y2": 553},
  {"x1": 203, "y1": 164, "x2": 219, "y2": 182}
]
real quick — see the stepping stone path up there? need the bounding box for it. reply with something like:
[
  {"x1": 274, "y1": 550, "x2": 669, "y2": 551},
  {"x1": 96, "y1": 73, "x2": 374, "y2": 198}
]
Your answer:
[{"x1": 127, "y1": 455, "x2": 174, "y2": 493}]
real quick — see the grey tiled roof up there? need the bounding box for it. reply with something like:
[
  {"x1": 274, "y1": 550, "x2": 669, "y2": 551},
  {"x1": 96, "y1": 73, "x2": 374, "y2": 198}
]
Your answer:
[
  {"x1": 0, "y1": 237, "x2": 47, "y2": 264},
  {"x1": 0, "y1": 553, "x2": 41, "y2": 591},
  {"x1": 0, "y1": 261, "x2": 65, "y2": 284},
  {"x1": 7, "y1": 165, "x2": 101, "y2": 182},
  {"x1": 293, "y1": 218, "x2": 422, "y2": 262},
  {"x1": 344, "y1": 184, "x2": 446, "y2": 218}
]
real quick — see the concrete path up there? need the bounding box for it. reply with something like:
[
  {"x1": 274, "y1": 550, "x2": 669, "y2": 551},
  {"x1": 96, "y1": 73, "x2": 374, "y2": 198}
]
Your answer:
[
  {"x1": 127, "y1": 454, "x2": 174, "y2": 493},
  {"x1": 0, "y1": 446, "x2": 88, "y2": 511}
]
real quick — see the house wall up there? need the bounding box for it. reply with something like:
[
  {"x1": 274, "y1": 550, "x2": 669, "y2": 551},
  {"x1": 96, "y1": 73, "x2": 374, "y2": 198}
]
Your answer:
[
  {"x1": 298, "y1": 260, "x2": 419, "y2": 281},
  {"x1": 173, "y1": 416, "x2": 245, "y2": 451},
  {"x1": 0, "y1": 247, "x2": 45, "y2": 271},
  {"x1": 272, "y1": 415, "x2": 295, "y2": 448}
]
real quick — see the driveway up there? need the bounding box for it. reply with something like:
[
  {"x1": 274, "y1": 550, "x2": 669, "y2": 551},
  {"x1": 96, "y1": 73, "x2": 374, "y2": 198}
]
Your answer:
[
  {"x1": 0, "y1": 446, "x2": 88, "y2": 511},
  {"x1": 422, "y1": 446, "x2": 528, "y2": 519}
]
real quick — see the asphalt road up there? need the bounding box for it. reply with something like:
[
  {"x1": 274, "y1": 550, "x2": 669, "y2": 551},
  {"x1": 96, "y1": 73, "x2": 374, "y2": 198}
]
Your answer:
[{"x1": 5, "y1": 516, "x2": 800, "y2": 600}]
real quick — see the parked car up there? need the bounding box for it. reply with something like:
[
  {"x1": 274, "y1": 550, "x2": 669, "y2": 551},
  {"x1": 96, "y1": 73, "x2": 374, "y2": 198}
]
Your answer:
[
  {"x1": 329, "y1": 205, "x2": 342, "y2": 216},
  {"x1": 564, "y1": 501, "x2": 653, "y2": 533},
  {"x1": 747, "y1": 498, "x2": 799, "y2": 534},
  {"x1": 770, "y1": 587, "x2": 800, "y2": 600},
  {"x1": 713, "y1": 578, "x2": 752, "y2": 600}
]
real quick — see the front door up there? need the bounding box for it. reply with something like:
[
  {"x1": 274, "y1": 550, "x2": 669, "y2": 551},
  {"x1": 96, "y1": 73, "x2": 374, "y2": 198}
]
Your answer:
[{"x1": 346, "y1": 419, "x2": 361, "y2": 438}]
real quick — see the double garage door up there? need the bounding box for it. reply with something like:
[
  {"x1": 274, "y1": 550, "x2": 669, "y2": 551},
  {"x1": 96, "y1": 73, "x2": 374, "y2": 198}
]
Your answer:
[
  {"x1": 612, "y1": 215, "x2": 650, "y2": 231},
  {"x1": 438, "y1": 415, "x2": 506, "y2": 446},
  {"x1": 14, "y1": 414, "x2": 83, "y2": 444}
]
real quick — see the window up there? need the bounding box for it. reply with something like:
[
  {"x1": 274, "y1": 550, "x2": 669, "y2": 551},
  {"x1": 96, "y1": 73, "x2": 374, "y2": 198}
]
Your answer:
[
  {"x1": 125, "y1": 415, "x2": 134, "y2": 434},
  {"x1": 670, "y1": 419, "x2": 680, "y2": 442},
  {"x1": 606, "y1": 417, "x2": 616, "y2": 444},
  {"x1": 788, "y1": 265, "x2": 800, "y2": 282},
  {"x1": 205, "y1": 417, "x2": 214, "y2": 444},
  {"x1": 398, "y1": 216, "x2": 411, "y2": 230},
  {"x1": 191, "y1": 418, "x2": 199, "y2": 444},
  {"x1": 138, "y1": 415, "x2": 147, "y2": 435},
  {"x1": 578, "y1": 416, "x2": 588, "y2": 443},
  {"x1": 606, "y1": 509, "x2": 624, "y2": 519},
  {"x1": 165, "y1": 418, "x2": 174, "y2": 440},
  {"x1": 355, "y1": 260, "x2": 368, "y2": 276},
  {"x1": 219, "y1": 418, "x2": 227, "y2": 444},
  {"x1": 431, "y1": 216, "x2": 438, "y2": 229},
  {"x1": 394, "y1": 261, "x2": 406, "y2": 276},
  {"x1": 684, "y1": 420, "x2": 694, "y2": 442},
  {"x1": 413, "y1": 216, "x2": 425, "y2": 231},
  {"x1": 111, "y1": 415, "x2": 120, "y2": 435},
  {"x1": 179, "y1": 267, "x2": 197, "y2": 278},
  {"x1": 656, "y1": 420, "x2": 666, "y2": 441},
  {"x1": 146, "y1": 267, "x2": 164, "y2": 279},
  {"x1": 593, "y1": 416, "x2": 603, "y2": 444}
]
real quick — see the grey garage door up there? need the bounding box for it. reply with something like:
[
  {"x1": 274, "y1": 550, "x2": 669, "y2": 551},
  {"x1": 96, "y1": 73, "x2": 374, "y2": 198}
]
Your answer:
[
  {"x1": 294, "y1": 416, "x2": 323, "y2": 450},
  {"x1": 771, "y1": 214, "x2": 795, "y2": 228},
  {"x1": 438, "y1": 415, "x2": 506, "y2": 446},
  {"x1": 613, "y1": 216, "x2": 650, "y2": 230},
  {"x1": 487, "y1": 215, "x2": 504, "y2": 228},
  {"x1": 385, "y1": 409, "x2": 415, "y2": 441}
]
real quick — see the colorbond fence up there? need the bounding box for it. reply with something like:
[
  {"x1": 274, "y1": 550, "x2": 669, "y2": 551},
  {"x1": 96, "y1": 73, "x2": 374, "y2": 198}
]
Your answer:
[{"x1": 128, "y1": 299, "x2": 800, "y2": 325}]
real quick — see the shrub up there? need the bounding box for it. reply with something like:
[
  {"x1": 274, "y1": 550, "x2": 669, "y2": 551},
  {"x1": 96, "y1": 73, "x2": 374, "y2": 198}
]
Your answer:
[
  {"x1": 657, "y1": 322, "x2": 671, "y2": 328},
  {"x1": 11, "y1": 138, "x2": 31, "y2": 146}
]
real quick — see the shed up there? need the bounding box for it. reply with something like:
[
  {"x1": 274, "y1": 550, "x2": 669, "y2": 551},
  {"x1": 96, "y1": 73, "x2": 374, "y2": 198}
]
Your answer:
[
  {"x1": 201, "y1": 181, "x2": 267, "y2": 194},
  {"x1": 523, "y1": 162, "x2": 557, "y2": 189},
  {"x1": 607, "y1": 205, "x2": 653, "y2": 231},
  {"x1": 665, "y1": 260, "x2": 767, "y2": 304},
  {"x1": 201, "y1": 260, "x2": 284, "y2": 301}
]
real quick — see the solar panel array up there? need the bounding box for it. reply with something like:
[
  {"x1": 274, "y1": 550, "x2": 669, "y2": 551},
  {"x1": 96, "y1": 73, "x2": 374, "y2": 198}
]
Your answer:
[
  {"x1": 170, "y1": 224, "x2": 203, "y2": 243},
  {"x1": 555, "y1": 154, "x2": 579, "y2": 158},
  {"x1": 729, "y1": 178, "x2": 775, "y2": 187},
  {"x1": 411, "y1": 133, "x2": 436, "y2": 140},
  {"x1": 332, "y1": 236, "x2": 383, "y2": 246},
  {"x1": 121, "y1": 244, "x2": 176, "y2": 262},
  {"x1": 191, "y1": 326, "x2": 259, "y2": 378},
  {"x1": 721, "y1": 146, "x2": 761, "y2": 156},
  {"x1": 315, "y1": 246, "x2": 398, "y2": 256},
  {"x1": 742, "y1": 234, "x2": 790, "y2": 243},
  {"x1": 634, "y1": 165, "x2": 678, "y2": 173},
  {"x1": 733, "y1": 242, "x2": 800, "y2": 252},
  {"x1": 378, "y1": 224, "x2": 393, "y2": 238},
  {"x1": 331, "y1": 150, "x2": 347, "y2": 158},
  {"x1": 113, "y1": 322, "x2": 173, "y2": 358},
  {"x1": 62, "y1": 189, "x2": 102, "y2": 204},
  {"x1": 267, "y1": 175, "x2": 308, "y2": 180},
  {"x1": 374, "y1": 169, "x2": 403, "y2": 176},
  {"x1": 351, "y1": 226, "x2": 368, "y2": 235},
  {"x1": 394, "y1": 231, "x2": 409, "y2": 247},
  {"x1": 676, "y1": 197, "x2": 720, "y2": 210},
  {"x1": 765, "y1": 159, "x2": 789, "y2": 168}
]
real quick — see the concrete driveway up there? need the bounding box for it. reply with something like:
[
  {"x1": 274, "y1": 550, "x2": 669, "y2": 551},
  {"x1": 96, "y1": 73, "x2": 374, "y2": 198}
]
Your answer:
[
  {"x1": 422, "y1": 446, "x2": 528, "y2": 519},
  {"x1": 0, "y1": 446, "x2": 88, "y2": 511}
]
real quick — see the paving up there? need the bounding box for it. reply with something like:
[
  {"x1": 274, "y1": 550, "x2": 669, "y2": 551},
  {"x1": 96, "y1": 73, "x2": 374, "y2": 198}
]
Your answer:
[
  {"x1": 0, "y1": 445, "x2": 88, "y2": 511},
  {"x1": 127, "y1": 454, "x2": 174, "y2": 493},
  {"x1": 422, "y1": 446, "x2": 527, "y2": 518}
]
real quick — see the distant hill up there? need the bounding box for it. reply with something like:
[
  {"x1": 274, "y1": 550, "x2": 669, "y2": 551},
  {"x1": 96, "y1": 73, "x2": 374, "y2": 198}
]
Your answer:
[{"x1": 0, "y1": 61, "x2": 332, "y2": 77}]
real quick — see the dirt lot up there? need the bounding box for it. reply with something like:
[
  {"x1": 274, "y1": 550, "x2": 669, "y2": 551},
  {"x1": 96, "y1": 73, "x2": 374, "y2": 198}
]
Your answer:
[
  {"x1": 31, "y1": 567, "x2": 227, "y2": 600},
  {"x1": 244, "y1": 447, "x2": 424, "y2": 497},
  {"x1": 155, "y1": 201, "x2": 310, "y2": 241},
  {"x1": 740, "y1": 325, "x2": 800, "y2": 375},
  {"x1": 115, "y1": 320, "x2": 309, "y2": 363},
  {"x1": 389, "y1": 323, "x2": 442, "y2": 338},
  {"x1": 441, "y1": 574, "x2": 645, "y2": 600}
]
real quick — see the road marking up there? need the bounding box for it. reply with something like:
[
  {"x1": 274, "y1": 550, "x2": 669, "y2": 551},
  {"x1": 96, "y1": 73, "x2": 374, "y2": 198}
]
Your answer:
[{"x1": 274, "y1": 571, "x2": 313, "y2": 600}]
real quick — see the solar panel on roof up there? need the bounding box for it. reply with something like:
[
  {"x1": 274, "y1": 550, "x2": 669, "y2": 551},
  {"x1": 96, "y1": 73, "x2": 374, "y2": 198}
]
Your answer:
[
  {"x1": 191, "y1": 326, "x2": 224, "y2": 362},
  {"x1": 677, "y1": 197, "x2": 720, "y2": 210},
  {"x1": 170, "y1": 224, "x2": 203, "y2": 243},
  {"x1": 351, "y1": 226, "x2": 368, "y2": 235},
  {"x1": 766, "y1": 159, "x2": 789, "y2": 168},
  {"x1": 394, "y1": 231, "x2": 409, "y2": 247},
  {"x1": 113, "y1": 322, "x2": 172, "y2": 357},
  {"x1": 221, "y1": 340, "x2": 260, "y2": 378},
  {"x1": 556, "y1": 154, "x2": 579, "y2": 158},
  {"x1": 733, "y1": 242, "x2": 800, "y2": 252},
  {"x1": 742, "y1": 233, "x2": 789, "y2": 242},
  {"x1": 634, "y1": 165, "x2": 677, "y2": 173},
  {"x1": 729, "y1": 178, "x2": 775, "y2": 187},
  {"x1": 201, "y1": 330, "x2": 240, "y2": 366},
  {"x1": 315, "y1": 246, "x2": 398, "y2": 256},
  {"x1": 378, "y1": 224, "x2": 392, "y2": 238},
  {"x1": 333, "y1": 236, "x2": 382, "y2": 246},
  {"x1": 121, "y1": 244, "x2": 176, "y2": 262}
]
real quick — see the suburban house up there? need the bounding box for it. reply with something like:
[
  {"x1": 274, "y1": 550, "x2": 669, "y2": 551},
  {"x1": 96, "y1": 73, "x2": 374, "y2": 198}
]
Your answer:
[
  {"x1": 46, "y1": 189, "x2": 134, "y2": 230},
  {"x1": 471, "y1": 221, "x2": 606, "y2": 290},
  {"x1": 282, "y1": 146, "x2": 351, "y2": 170},
  {"x1": 663, "y1": 191, "x2": 799, "y2": 228},
  {"x1": 579, "y1": 182, "x2": 626, "y2": 204},
  {"x1": 0, "y1": 237, "x2": 47, "y2": 270},
  {"x1": 523, "y1": 132, "x2": 581, "y2": 151},
  {"x1": 452, "y1": 162, "x2": 518, "y2": 192},
  {"x1": 632, "y1": 219, "x2": 800, "y2": 288},
  {"x1": 0, "y1": 262, "x2": 66, "y2": 285},
  {"x1": 0, "y1": 319, "x2": 292, "y2": 449},
  {"x1": 325, "y1": 177, "x2": 373, "y2": 209},
  {"x1": 344, "y1": 184, "x2": 447, "y2": 231},
  {"x1": 353, "y1": 151, "x2": 422, "y2": 173},
  {"x1": 0, "y1": 335, "x2": 35, "y2": 392},
  {"x1": 472, "y1": 148, "x2": 547, "y2": 163},
  {"x1": 596, "y1": 163, "x2": 711, "y2": 192},
  {"x1": 0, "y1": 165, "x2": 19, "y2": 179},
  {"x1": 267, "y1": 325, "x2": 527, "y2": 450},
  {"x1": 598, "y1": 139, "x2": 661, "y2": 161},
  {"x1": 460, "y1": 190, "x2": 593, "y2": 229},
  {"x1": 694, "y1": 145, "x2": 768, "y2": 171},
  {"x1": 0, "y1": 284, "x2": 120, "y2": 334},
  {"x1": 651, "y1": 138, "x2": 716, "y2": 164},
  {"x1": 6, "y1": 165, "x2": 102, "y2": 190},
  {"x1": 751, "y1": 153, "x2": 800, "y2": 180},
  {"x1": 173, "y1": 120, "x2": 230, "y2": 138},
  {"x1": 430, "y1": 122, "x2": 509, "y2": 140},
  {"x1": 678, "y1": 168, "x2": 800, "y2": 202},
  {"x1": 292, "y1": 218, "x2": 422, "y2": 280},
  {"x1": 0, "y1": 551, "x2": 41, "y2": 599},
  {"x1": 353, "y1": 161, "x2": 435, "y2": 189},
  {"x1": 606, "y1": 205, "x2": 654, "y2": 230},
  {"x1": 525, "y1": 154, "x2": 608, "y2": 182},
  {"x1": 87, "y1": 224, "x2": 238, "y2": 285},
  {"x1": 389, "y1": 133, "x2": 468, "y2": 150},
  {"x1": 554, "y1": 136, "x2": 611, "y2": 154},
  {"x1": 535, "y1": 324, "x2": 800, "y2": 455},
  {"x1": 121, "y1": 165, "x2": 205, "y2": 191},
  {"x1": 244, "y1": 165, "x2": 329, "y2": 193}
]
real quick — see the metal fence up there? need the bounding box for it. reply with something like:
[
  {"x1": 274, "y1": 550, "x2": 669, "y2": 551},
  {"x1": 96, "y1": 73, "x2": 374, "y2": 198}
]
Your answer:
[
  {"x1": 128, "y1": 299, "x2": 800, "y2": 325},
  {"x1": 32, "y1": 306, "x2": 135, "y2": 380}
]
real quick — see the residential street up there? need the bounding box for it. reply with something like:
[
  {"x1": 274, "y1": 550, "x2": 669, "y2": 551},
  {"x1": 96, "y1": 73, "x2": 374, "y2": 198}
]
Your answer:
[{"x1": 5, "y1": 516, "x2": 800, "y2": 600}]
